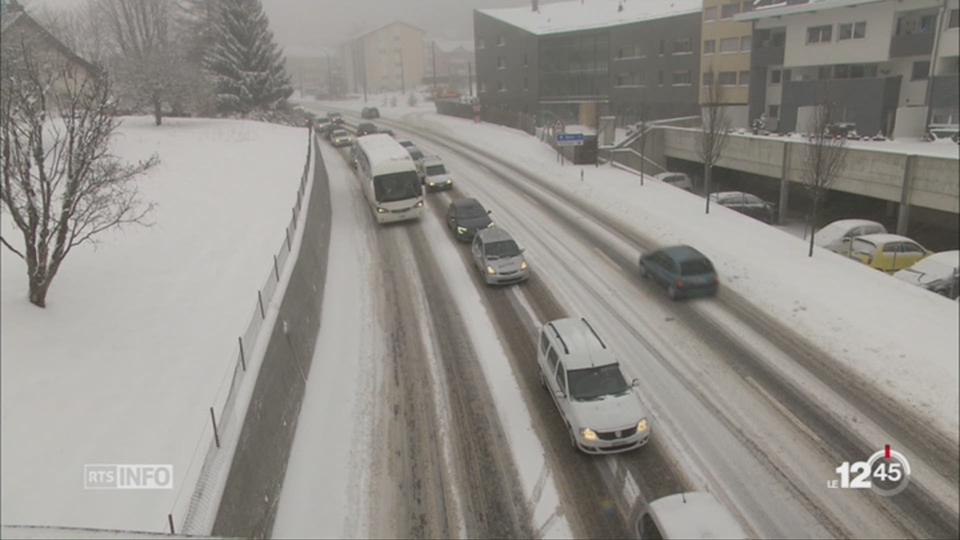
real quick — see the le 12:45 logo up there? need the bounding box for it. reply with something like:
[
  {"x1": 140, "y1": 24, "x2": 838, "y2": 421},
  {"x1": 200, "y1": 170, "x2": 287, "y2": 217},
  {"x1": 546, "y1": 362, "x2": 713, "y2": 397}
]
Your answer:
[{"x1": 828, "y1": 445, "x2": 911, "y2": 496}]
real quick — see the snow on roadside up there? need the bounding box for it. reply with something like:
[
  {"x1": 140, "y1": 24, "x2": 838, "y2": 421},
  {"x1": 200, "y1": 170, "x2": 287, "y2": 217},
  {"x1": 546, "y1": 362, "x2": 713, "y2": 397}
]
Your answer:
[
  {"x1": 407, "y1": 112, "x2": 960, "y2": 444},
  {"x1": 418, "y1": 204, "x2": 573, "y2": 539},
  {"x1": 1, "y1": 116, "x2": 307, "y2": 531}
]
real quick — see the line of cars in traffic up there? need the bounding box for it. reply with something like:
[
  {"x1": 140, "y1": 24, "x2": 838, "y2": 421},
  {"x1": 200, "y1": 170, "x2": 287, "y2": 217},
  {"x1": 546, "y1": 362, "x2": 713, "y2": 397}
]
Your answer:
[{"x1": 322, "y1": 110, "x2": 747, "y2": 539}]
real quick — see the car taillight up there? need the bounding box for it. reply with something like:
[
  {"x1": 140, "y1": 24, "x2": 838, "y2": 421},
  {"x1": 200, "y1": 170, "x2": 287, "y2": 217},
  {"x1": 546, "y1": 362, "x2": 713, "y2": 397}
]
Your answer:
[{"x1": 675, "y1": 279, "x2": 685, "y2": 288}]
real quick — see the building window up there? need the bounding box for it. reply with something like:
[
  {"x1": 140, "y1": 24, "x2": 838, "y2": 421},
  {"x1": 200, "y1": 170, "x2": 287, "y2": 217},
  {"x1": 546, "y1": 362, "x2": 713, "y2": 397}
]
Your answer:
[
  {"x1": 741, "y1": 0, "x2": 753, "y2": 12},
  {"x1": 807, "y1": 25, "x2": 832, "y2": 44},
  {"x1": 672, "y1": 70, "x2": 692, "y2": 85},
  {"x1": 497, "y1": 56, "x2": 506, "y2": 70},
  {"x1": 616, "y1": 72, "x2": 629, "y2": 86},
  {"x1": 523, "y1": 54, "x2": 528, "y2": 67},
  {"x1": 523, "y1": 77, "x2": 529, "y2": 91},
  {"x1": 838, "y1": 21, "x2": 867, "y2": 40},
  {"x1": 658, "y1": 70, "x2": 664, "y2": 85},
  {"x1": 673, "y1": 38, "x2": 692, "y2": 54},
  {"x1": 497, "y1": 35, "x2": 506, "y2": 46},
  {"x1": 740, "y1": 36, "x2": 751, "y2": 51},
  {"x1": 659, "y1": 39, "x2": 665, "y2": 55},
  {"x1": 834, "y1": 64, "x2": 850, "y2": 79},
  {"x1": 768, "y1": 105, "x2": 780, "y2": 118},
  {"x1": 912, "y1": 60, "x2": 930, "y2": 80},
  {"x1": 704, "y1": 39, "x2": 716, "y2": 54},
  {"x1": 739, "y1": 70, "x2": 750, "y2": 85},
  {"x1": 818, "y1": 66, "x2": 832, "y2": 79},
  {"x1": 783, "y1": 69, "x2": 792, "y2": 81},
  {"x1": 478, "y1": 39, "x2": 485, "y2": 49},
  {"x1": 720, "y1": 3, "x2": 740, "y2": 19},
  {"x1": 770, "y1": 69, "x2": 782, "y2": 84},
  {"x1": 480, "y1": 81, "x2": 487, "y2": 92},
  {"x1": 950, "y1": 9, "x2": 959, "y2": 28},
  {"x1": 718, "y1": 71, "x2": 737, "y2": 85},
  {"x1": 719, "y1": 37, "x2": 739, "y2": 53},
  {"x1": 497, "y1": 80, "x2": 506, "y2": 92},
  {"x1": 704, "y1": 6, "x2": 717, "y2": 21},
  {"x1": 897, "y1": 13, "x2": 937, "y2": 35},
  {"x1": 703, "y1": 71, "x2": 714, "y2": 86}
]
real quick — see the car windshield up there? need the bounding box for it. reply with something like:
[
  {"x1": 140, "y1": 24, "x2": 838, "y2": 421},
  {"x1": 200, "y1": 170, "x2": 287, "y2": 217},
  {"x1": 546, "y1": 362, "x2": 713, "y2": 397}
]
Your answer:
[
  {"x1": 485, "y1": 240, "x2": 520, "y2": 259},
  {"x1": 426, "y1": 164, "x2": 446, "y2": 176},
  {"x1": 332, "y1": 130, "x2": 347, "y2": 137},
  {"x1": 567, "y1": 364, "x2": 630, "y2": 401},
  {"x1": 851, "y1": 239, "x2": 876, "y2": 256},
  {"x1": 374, "y1": 171, "x2": 422, "y2": 203},
  {"x1": 664, "y1": 175, "x2": 686, "y2": 184},
  {"x1": 409, "y1": 149, "x2": 423, "y2": 160},
  {"x1": 680, "y1": 259, "x2": 713, "y2": 276},
  {"x1": 458, "y1": 204, "x2": 486, "y2": 219}
]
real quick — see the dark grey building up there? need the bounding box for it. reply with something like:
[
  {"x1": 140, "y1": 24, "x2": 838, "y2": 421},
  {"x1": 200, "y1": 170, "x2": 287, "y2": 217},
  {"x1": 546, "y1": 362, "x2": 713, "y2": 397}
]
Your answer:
[{"x1": 474, "y1": 0, "x2": 703, "y2": 127}]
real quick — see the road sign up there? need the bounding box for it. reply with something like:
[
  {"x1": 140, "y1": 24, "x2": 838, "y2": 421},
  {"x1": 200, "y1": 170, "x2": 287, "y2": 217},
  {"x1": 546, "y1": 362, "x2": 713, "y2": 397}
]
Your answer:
[{"x1": 556, "y1": 133, "x2": 584, "y2": 146}]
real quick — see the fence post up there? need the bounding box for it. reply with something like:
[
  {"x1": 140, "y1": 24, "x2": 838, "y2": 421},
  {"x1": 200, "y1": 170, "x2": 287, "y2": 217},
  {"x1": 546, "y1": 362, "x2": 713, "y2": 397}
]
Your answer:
[
  {"x1": 209, "y1": 407, "x2": 220, "y2": 449},
  {"x1": 257, "y1": 290, "x2": 265, "y2": 319},
  {"x1": 238, "y1": 336, "x2": 246, "y2": 372},
  {"x1": 286, "y1": 227, "x2": 292, "y2": 252},
  {"x1": 274, "y1": 254, "x2": 280, "y2": 281},
  {"x1": 168, "y1": 514, "x2": 175, "y2": 535}
]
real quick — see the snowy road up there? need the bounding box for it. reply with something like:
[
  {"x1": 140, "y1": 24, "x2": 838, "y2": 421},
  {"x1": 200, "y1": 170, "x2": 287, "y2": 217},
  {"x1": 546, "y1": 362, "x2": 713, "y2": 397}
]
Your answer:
[{"x1": 279, "y1": 105, "x2": 959, "y2": 539}]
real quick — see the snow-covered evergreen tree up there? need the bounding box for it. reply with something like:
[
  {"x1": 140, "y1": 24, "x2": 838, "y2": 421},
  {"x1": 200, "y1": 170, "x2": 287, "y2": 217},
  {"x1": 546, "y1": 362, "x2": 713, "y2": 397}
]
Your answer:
[{"x1": 204, "y1": 0, "x2": 292, "y2": 114}]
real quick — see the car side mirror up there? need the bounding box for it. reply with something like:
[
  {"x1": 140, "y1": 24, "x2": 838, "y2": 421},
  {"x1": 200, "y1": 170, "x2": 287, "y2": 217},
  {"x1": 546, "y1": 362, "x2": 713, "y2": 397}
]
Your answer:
[
  {"x1": 487, "y1": 210, "x2": 492, "y2": 215},
  {"x1": 554, "y1": 390, "x2": 566, "y2": 400},
  {"x1": 631, "y1": 378, "x2": 640, "y2": 388}
]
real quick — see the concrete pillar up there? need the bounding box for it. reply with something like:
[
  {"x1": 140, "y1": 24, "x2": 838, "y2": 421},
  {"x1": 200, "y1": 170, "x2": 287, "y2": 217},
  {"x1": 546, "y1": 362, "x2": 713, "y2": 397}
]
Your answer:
[
  {"x1": 896, "y1": 154, "x2": 916, "y2": 235},
  {"x1": 778, "y1": 140, "x2": 792, "y2": 225}
]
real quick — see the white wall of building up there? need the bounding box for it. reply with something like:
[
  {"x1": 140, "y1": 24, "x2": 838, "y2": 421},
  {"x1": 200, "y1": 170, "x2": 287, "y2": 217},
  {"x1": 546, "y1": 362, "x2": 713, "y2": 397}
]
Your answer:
[{"x1": 938, "y1": 0, "x2": 959, "y2": 59}]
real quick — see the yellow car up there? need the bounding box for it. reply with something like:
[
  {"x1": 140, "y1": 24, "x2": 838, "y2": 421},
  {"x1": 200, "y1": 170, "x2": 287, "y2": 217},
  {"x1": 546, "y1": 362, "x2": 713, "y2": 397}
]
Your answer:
[{"x1": 848, "y1": 233, "x2": 930, "y2": 273}]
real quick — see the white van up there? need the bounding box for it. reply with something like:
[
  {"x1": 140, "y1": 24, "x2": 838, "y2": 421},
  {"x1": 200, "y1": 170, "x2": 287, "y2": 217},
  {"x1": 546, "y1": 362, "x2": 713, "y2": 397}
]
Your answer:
[
  {"x1": 353, "y1": 134, "x2": 423, "y2": 224},
  {"x1": 637, "y1": 492, "x2": 747, "y2": 539}
]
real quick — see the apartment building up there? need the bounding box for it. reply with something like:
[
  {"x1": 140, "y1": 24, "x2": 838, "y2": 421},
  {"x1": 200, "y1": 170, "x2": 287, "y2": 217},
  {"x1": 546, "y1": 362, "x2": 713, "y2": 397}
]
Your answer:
[
  {"x1": 474, "y1": 0, "x2": 702, "y2": 127},
  {"x1": 699, "y1": 0, "x2": 756, "y2": 127},
  {"x1": 738, "y1": 0, "x2": 959, "y2": 137},
  {"x1": 340, "y1": 21, "x2": 425, "y2": 94}
]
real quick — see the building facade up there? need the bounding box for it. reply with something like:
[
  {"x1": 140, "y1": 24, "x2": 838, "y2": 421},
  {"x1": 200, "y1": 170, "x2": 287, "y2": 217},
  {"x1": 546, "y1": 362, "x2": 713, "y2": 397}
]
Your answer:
[
  {"x1": 424, "y1": 40, "x2": 474, "y2": 95},
  {"x1": 339, "y1": 21, "x2": 426, "y2": 95},
  {"x1": 474, "y1": 0, "x2": 702, "y2": 127},
  {"x1": 739, "y1": 0, "x2": 959, "y2": 137},
  {"x1": 699, "y1": 0, "x2": 756, "y2": 127}
]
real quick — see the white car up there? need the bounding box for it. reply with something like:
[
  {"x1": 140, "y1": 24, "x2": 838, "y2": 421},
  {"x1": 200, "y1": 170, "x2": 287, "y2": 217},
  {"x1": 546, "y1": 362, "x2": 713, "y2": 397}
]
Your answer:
[
  {"x1": 536, "y1": 317, "x2": 650, "y2": 454},
  {"x1": 637, "y1": 492, "x2": 747, "y2": 539},
  {"x1": 815, "y1": 219, "x2": 887, "y2": 255},
  {"x1": 421, "y1": 155, "x2": 454, "y2": 191},
  {"x1": 653, "y1": 172, "x2": 694, "y2": 191},
  {"x1": 894, "y1": 250, "x2": 959, "y2": 299}
]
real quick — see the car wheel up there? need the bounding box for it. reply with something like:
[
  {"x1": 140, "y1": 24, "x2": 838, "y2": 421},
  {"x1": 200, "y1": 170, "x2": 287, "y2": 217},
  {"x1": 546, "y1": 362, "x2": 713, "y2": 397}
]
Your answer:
[
  {"x1": 667, "y1": 285, "x2": 679, "y2": 300},
  {"x1": 538, "y1": 367, "x2": 546, "y2": 389},
  {"x1": 568, "y1": 425, "x2": 578, "y2": 450}
]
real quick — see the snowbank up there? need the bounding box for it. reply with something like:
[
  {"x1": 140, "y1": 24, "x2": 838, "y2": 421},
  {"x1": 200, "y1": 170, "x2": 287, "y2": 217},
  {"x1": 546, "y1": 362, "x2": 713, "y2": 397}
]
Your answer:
[
  {"x1": 0, "y1": 116, "x2": 307, "y2": 531},
  {"x1": 408, "y1": 112, "x2": 960, "y2": 442}
]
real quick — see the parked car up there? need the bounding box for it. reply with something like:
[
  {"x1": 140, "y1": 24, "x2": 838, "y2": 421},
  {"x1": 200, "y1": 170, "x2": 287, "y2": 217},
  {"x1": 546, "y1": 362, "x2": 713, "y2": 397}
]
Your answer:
[
  {"x1": 421, "y1": 155, "x2": 454, "y2": 191},
  {"x1": 894, "y1": 250, "x2": 960, "y2": 299},
  {"x1": 639, "y1": 245, "x2": 718, "y2": 300},
  {"x1": 330, "y1": 128, "x2": 352, "y2": 147},
  {"x1": 815, "y1": 219, "x2": 888, "y2": 255},
  {"x1": 446, "y1": 198, "x2": 493, "y2": 241},
  {"x1": 537, "y1": 317, "x2": 650, "y2": 454},
  {"x1": 356, "y1": 122, "x2": 379, "y2": 137},
  {"x1": 637, "y1": 492, "x2": 747, "y2": 540},
  {"x1": 313, "y1": 117, "x2": 330, "y2": 134},
  {"x1": 361, "y1": 106, "x2": 380, "y2": 119},
  {"x1": 848, "y1": 233, "x2": 930, "y2": 273},
  {"x1": 653, "y1": 172, "x2": 694, "y2": 192},
  {"x1": 471, "y1": 228, "x2": 529, "y2": 285},
  {"x1": 709, "y1": 191, "x2": 776, "y2": 223},
  {"x1": 826, "y1": 122, "x2": 860, "y2": 140},
  {"x1": 326, "y1": 112, "x2": 343, "y2": 125}
]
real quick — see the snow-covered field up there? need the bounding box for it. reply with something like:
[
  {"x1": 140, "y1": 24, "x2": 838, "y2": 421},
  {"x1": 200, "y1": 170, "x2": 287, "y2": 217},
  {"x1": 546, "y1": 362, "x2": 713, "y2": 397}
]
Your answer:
[
  {"x1": 0, "y1": 117, "x2": 307, "y2": 531},
  {"x1": 389, "y1": 110, "x2": 959, "y2": 444}
]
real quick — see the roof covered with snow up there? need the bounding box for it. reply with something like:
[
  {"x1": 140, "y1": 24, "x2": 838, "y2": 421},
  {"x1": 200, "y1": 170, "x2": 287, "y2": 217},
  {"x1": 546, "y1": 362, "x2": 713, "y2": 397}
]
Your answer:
[
  {"x1": 736, "y1": 0, "x2": 885, "y2": 21},
  {"x1": 478, "y1": 0, "x2": 702, "y2": 36}
]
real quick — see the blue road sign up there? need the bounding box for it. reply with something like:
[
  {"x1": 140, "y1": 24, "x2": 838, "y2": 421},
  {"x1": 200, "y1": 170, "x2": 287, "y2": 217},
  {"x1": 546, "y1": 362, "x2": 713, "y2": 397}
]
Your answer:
[{"x1": 556, "y1": 133, "x2": 585, "y2": 146}]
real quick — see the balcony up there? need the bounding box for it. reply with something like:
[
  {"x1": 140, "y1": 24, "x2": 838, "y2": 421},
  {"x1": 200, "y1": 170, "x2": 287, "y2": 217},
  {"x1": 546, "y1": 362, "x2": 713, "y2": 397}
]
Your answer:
[{"x1": 890, "y1": 31, "x2": 934, "y2": 58}]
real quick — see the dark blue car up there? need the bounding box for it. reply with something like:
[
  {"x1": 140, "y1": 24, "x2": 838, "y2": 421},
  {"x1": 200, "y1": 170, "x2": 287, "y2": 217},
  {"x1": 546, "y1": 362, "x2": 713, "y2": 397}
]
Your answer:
[{"x1": 638, "y1": 245, "x2": 718, "y2": 300}]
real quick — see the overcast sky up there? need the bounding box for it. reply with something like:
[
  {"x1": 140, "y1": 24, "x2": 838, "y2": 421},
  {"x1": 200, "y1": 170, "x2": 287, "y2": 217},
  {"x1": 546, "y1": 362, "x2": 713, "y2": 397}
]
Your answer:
[{"x1": 26, "y1": 0, "x2": 533, "y2": 57}]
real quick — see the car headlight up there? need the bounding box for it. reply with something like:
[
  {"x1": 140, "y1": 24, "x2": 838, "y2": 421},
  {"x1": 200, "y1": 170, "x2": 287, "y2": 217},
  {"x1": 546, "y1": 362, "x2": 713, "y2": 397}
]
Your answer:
[
  {"x1": 428, "y1": 182, "x2": 436, "y2": 187},
  {"x1": 456, "y1": 226, "x2": 467, "y2": 234},
  {"x1": 637, "y1": 418, "x2": 649, "y2": 433},
  {"x1": 376, "y1": 207, "x2": 386, "y2": 214},
  {"x1": 486, "y1": 265, "x2": 497, "y2": 275},
  {"x1": 580, "y1": 428, "x2": 598, "y2": 442},
  {"x1": 487, "y1": 222, "x2": 495, "y2": 228},
  {"x1": 415, "y1": 201, "x2": 423, "y2": 208},
  {"x1": 446, "y1": 178, "x2": 453, "y2": 184},
  {"x1": 520, "y1": 260, "x2": 528, "y2": 270}
]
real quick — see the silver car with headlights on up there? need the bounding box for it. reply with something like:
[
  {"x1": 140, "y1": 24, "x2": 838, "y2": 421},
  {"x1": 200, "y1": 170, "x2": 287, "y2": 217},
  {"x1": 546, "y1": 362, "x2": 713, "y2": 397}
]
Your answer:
[
  {"x1": 471, "y1": 228, "x2": 529, "y2": 285},
  {"x1": 422, "y1": 155, "x2": 454, "y2": 191},
  {"x1": 537, "y1": 317, "x2": 650, "y2": 454}
]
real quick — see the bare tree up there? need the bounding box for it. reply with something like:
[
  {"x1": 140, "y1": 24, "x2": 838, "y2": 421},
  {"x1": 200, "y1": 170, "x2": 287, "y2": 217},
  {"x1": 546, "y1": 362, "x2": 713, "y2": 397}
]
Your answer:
[
  {"x1": 697, "y1": 70, "x2": 730, "y2": 214},
  {"x1": 635, "y1": 93, "x2": 649, "y2": 187},
  {"x1": 97, "y1": 0, "x2": 194, "y2": 125},
  {"x1": 0, "y1": 34, "x2": 157, "y2": 307},
  {"x1": 34, "y1": 2, "x2": 108, "y2": 65},
  {"x1": 801, "y1": 94, "x2": 848, "y2": 257}
]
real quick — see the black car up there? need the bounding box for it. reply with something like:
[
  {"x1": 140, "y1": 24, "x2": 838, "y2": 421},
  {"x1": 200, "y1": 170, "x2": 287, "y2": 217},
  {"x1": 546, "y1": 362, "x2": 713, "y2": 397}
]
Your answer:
[
  {"x1": 327, "y1": 112, "x2": 343, "y2": 125},
  {"x1": 356, "y1": 122, "x2": 379, "y2": 137},
  {"x1": 447, "y1": 198, "x2": 493, "y2": 242},
  {"x1": 709, "y1": 191, "x2": 776, "y2": 224},
  {"x1": 361, "y1": 107, "x2": 380, "y2": 119},
  {"x1": 639, "y1": 245, "x2": 718, "y2": 300}
]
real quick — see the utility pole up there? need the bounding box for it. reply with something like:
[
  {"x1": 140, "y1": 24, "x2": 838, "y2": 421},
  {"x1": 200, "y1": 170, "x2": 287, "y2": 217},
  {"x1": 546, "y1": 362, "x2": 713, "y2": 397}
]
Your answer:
[
  {"x1": 398, "y1": 48, "x2": 406, "y2": 94},
  {"x1": 432, "y1": 40, "x2": 438, "y2": 97},
  {"x1": 468, "y1": 61, "x2": 473, "y2": 97},
  {"x1": 326, "y1": 54, "x2": 333, "y2": 97}
]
